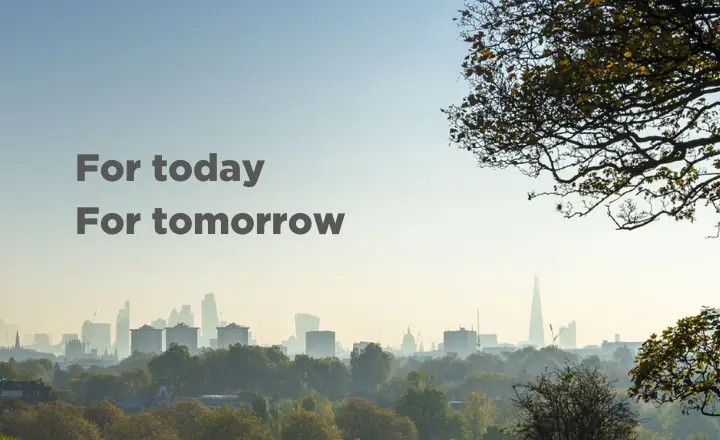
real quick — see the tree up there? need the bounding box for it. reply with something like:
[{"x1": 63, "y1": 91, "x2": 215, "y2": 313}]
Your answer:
[
  {"x1": 0, "y1": 402, "x2": 102, "y2": 440},
  {"x1": 629, "y1": 307, "x2": 720, "y2": 416},
  {"x1": 510, "y1": 364, "x2": 638, "y2": 439},
  {"x1": 443, "y1": 0, "x2": 720, "y2": 235},
  {"x1": 197, "y1": 406, "x2": 273, "y2": 440},
  {"x1": 396, "y1": 372, "x2": 462, "y2": 440},
  {"x1": 252, "y1": 394, "x2": 271, "y2": 421},
  {"x1": 460, "y1": 392, "x2": 495, "y2": 440},
  {"x1": 350, "y1": 343, "x2": 393, "y2": 396},
  {"x1": 282, "y1": 408, "x2": 342, "y2": 440},
  {"x1": 105, "y1": 411, "x2": 178, "y2": 440},
  {"x1": 147, "y1": 344, "x2": 193, "y2": 395},
  {"x1": 612, "y1": 346, "x2": 635, "y2": 371},
  {"x1": 153, "y1": 400, "x2": 209, "y2": 440},
  {"x1": 84, "y1": 399, "x2": 125, "y2": 435},
  {"x1": 335, "y1": 396, "x2": 418, "y2": 440}
]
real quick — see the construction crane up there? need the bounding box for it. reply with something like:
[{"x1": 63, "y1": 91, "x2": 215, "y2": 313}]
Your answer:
[{"x1": 549, "y1": 324, "x2": 565, "y2": 347}]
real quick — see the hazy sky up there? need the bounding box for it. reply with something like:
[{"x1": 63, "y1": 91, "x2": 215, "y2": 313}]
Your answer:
[{"x1": 1, "y1": 1, "x2": 717, "y2": 349}]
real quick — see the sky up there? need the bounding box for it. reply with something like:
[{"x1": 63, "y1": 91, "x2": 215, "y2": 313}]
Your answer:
[{"x1": 0, "y1": 1, "x2": 718, "y2": 349}]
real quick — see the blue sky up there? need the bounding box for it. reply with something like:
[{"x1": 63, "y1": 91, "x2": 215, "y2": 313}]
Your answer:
[{"x1": 0, "y1": 1, "x2": 717, "y2": 348}]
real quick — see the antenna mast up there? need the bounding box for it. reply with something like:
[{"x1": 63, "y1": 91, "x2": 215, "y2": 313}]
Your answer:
[{"x1": 476, "y1": 309, "x2": 481, "y2": 352}]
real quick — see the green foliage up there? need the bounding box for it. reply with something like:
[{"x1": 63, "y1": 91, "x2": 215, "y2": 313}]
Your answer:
[
  {"x1": 396, "y1": 372, "x2": 461, "y2": 440},
  {"x1": 629, "y1": 307, "x2": 720, "y2": 416},
  {"x1": 84, "y1": 399, "x2": 125, "y2": 434},
  {"x1": 196, "y1": 406, "x2": 273, "y2": 440},
  {"x1": 460, "y1": 392, "x2": 494, "y2": 440},
  {"x1": 153, "y1": 400, "x2": 209, "y2": 440},
  {"x1": 4, "y1": 333, "x2": 720, "y2": 438},
  {"x1": 253, "y1": 394, "x2": 271, "y2": 421},
  {"x1": 443, "y1": 0, "x2": 720, "y2": 235},
  {"x1": 0, "y1": 401, "x2": 101, "y2": 440},
  {"x1": 335, "y1": 396, "x2": 418, "y2": 440},
  {"x1": 510, "y1": 364, "x2": 638, "y2": 439},
  {"x1": 105, "y1": 411, "x2": 178, "y2": 440},
  {"x1": 350, "y1": 343, "x2": 393, "y2": 396},
  {"x1": 282, "y1": 408, "x2": 342, "y2": 440}
]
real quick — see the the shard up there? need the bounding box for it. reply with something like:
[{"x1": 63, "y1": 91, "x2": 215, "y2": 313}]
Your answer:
[{"x1": 528, "y1": 276, "x2": 545, "y2": 347}]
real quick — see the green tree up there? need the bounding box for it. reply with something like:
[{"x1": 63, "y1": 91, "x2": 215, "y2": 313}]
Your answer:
[
  {"x1": 197, "y1": 406, "x2": 273, "y2": 440},
  {"x1": 350, "y1": 343, "x2": 393, "y2": 396},
  {"x1": 292, "y1": 355, "x2": 350, "y2": 401},
  {"x1": 148, "y1": 344, "x2": 193, "y2": 395},
  {"x1": 460, "y1": 392, "x2": 494, "y2": 440},
  {"x1": 335, "y1": 396, "x2": 418, "y2": 440},
  {"x1": 153, "y1": 400, "x2": 209, "y2": 440},
  {"x1": 105, "y1": 411, "x2": 178, "y2": 440},
  {"x1": 510, "y1": 364, "x2": 638, "y2": 439},
  {"x1": 84, "y1": 399, "x2": 125, "y2": 435},
  {"x1": 301, "y1": 395, "x2": 317, "y2": 412},
  {"x1": 396, "y1": 371, "x2": 461, "y2": 440},
  {"x1": 443, "y1": 0, "x2": 720, "y2": 235},
  {"x1": 282, "y1": 408, "x2": 342, "y2": 440},
  {"x1": 629, "y1": 307, "x2": 720, "y2": 416},
  {"x1": 0, "y1": 402, "x2": 101, "y2": 440},
  {"x1": 252, "y1": 394, "x2": 271, "y2": 421}
]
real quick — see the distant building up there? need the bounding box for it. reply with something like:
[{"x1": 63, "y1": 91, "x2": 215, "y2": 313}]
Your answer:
[
  {"x1": 601, "y1": 339, "x2": 643, "y2": 354},
  {"x1": 400, "y1": 328, "x2": 417, "y2": 356},
  {"x1": 64, "y1": 339, "x2": 85, "y2": 360},
  {"x1": 151, "y1": 319, "x2": 166, "y2": 330},
  {"x1": 443, "y1": 328, "x2": 477, "y2": 359},
  {"x1": 33, "y1": 334, "x2": 51, "y2": 347},
  {"x1": 558, "y1": 321, "x2": 577, "y2": 349},
  {"x1": 81, "y1": 321, "x2": 112, "y2": 354},
  {"x1": 353, "y1": 341, "x2": 372, "y2": 352},
  {"x1": 0, "y1": 380, "x2": 55, "y2": 404},
  {"x1": 216, "y1": 323, "x2": 249, "y2": 349},
  {"x1": 115, "y1": 301, "x2": 131, "y2": 360},
  {"x1": 178, "y1": 305, "x2": 194, "y2": 327},
  {"x1": 165, "y1": 323, "x2": 199, "y2": 355},
  {"x1": 168, "y1": 309, "x2": 180, "y2": 327},
  {"x1": 61, "y1": 334, "x2": 79, "y2": 345},
  {"x1": 478, "y1": 334, "x2": 498, "y2": 348},
  {"x1": 130, "y1": 325, "x2": 163, "y2": 354},
  {"x1": 295, "y1": 313, "x2": 320, "y2": 354},
  {"x1": 201, "y1": 293, "x2": 219, "y2": 348},
  {"x1": 306, "y1": 331, "x2": 335, "y2": 358},
  {"x1": 0, "y1": 332, "x2": 56, "y2": 362},
  {"x1": 528, "y1": 277, "x2": 546, "y2": 347}
]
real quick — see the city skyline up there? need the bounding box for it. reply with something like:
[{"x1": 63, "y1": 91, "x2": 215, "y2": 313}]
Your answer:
[
  {"x1": 1, "y1": 1, "x2": 718, "y2": 350},
  {"x1": 1, "y1": 278, "x2": 641, "y2": 351}
]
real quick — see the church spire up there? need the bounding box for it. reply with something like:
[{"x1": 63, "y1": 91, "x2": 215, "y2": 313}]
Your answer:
[{"x1": 14, "y1": 331, "x2": 20, "y2": 349}]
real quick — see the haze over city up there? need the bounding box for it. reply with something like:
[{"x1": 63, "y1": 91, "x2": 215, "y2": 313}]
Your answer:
[{"x1": 1, "y1": 0, "x2": 718, "y2": 350}]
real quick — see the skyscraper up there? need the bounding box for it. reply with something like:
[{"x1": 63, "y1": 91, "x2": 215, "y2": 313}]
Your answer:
[
  {"x1": 528, "y1": 276, "x2": 545, "y2": 347},
  {"x1": 295, "y1": 313, "x2": 320, "y2": 354},
  {"x1": 115, "y1": 301, "x2": 130, "y2": 360},
  {"x1": 558, "y1": 320, "x2": 577, "y2": 349},
  {"x1": 201, "y1": 293, "x2": 219, "y2": 347},
  {"x1": 178, "y1": 305, "x2": 194, "y2": 327}
]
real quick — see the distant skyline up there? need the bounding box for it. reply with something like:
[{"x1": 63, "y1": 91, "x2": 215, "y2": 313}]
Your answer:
[{"x1": 1, "y1": 1, "x2": 718, "y2": 348}]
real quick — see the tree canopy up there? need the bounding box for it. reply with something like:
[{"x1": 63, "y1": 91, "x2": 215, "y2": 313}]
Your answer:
[
  {"x1": 629, "y1": 307, "x2": 720, "y2": 417},
  {"x1": 443, "y1": 0, "x2": 720, "y2": 235}
]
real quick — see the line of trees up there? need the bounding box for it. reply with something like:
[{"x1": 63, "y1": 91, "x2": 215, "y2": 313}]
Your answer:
[{"x1": 3, "y1": 304, "x2": 720, "y2": 440}]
